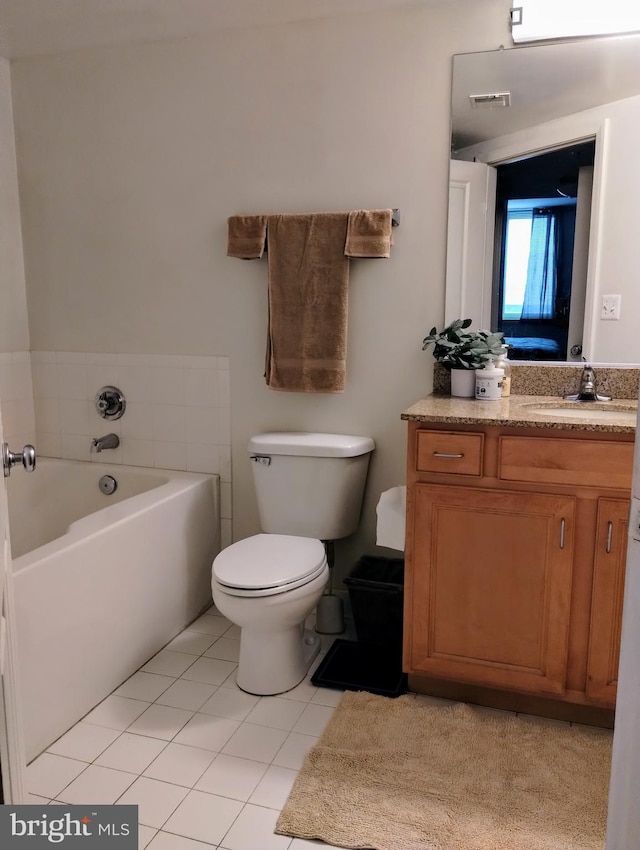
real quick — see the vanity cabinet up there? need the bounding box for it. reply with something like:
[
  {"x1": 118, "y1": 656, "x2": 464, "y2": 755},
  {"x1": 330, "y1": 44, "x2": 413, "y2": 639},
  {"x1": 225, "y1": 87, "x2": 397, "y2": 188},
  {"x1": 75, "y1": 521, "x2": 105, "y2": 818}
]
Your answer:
[
  {"x1": 404, "y1": 421, "x2": 633, "y2": 716},
  {"x1": 585, "y1": 498, "x2": 629, "y2": 704}
]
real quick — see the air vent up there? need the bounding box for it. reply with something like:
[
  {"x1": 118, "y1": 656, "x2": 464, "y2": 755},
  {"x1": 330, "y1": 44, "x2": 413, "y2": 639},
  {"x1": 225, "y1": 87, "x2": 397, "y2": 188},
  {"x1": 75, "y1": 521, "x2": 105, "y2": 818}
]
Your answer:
[{"x1": 469, "y1": 92, "x2": 511, "y2": 108}]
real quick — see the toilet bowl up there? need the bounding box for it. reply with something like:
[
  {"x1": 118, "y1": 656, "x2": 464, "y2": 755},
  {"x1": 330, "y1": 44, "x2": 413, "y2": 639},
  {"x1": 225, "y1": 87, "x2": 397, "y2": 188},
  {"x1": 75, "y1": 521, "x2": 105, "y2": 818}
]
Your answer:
[{"x1": 211, "y1": 533, "x2": 329, "y2": 694}]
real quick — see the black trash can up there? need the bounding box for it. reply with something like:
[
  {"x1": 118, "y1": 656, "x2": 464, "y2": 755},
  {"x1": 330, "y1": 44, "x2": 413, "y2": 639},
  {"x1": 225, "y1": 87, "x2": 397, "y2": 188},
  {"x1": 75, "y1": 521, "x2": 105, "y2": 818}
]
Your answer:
[
  {"x1": 311, "y1": 555, "x2": 407, "y2": 698},
  {"x1": 344, "y1": 556, "x2": 405, "y2": 652}
]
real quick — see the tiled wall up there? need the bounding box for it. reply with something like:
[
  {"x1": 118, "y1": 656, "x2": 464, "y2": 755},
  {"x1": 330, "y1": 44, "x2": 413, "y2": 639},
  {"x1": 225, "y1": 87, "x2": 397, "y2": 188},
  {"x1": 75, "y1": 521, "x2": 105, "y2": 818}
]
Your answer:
[
  {"x1": 0, "y1": 352, "x2": 36, "y2": 448},
  {"x1": 31, "y1": 351, "x2": 232, "y2": 547}
]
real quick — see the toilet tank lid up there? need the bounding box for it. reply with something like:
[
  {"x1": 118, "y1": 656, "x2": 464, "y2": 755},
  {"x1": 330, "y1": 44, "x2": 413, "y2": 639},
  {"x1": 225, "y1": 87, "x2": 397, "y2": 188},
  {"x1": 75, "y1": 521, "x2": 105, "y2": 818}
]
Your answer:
[{"x1": 248, "y1": 432, "x2": 375, "y2": 458}]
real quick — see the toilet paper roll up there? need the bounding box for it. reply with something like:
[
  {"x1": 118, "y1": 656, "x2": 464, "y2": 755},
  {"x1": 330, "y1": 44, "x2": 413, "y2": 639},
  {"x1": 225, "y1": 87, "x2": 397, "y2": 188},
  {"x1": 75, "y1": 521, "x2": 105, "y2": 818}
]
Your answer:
[{"x1": 376, "y1": 485, "x2": 407, "y2": 551}]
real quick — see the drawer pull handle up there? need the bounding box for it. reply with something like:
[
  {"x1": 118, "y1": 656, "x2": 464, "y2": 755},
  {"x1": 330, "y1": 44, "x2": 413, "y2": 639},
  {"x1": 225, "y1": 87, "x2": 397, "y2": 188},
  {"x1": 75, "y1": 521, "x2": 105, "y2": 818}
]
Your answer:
[
  {"x1": 606, "y1": 521, "x2": 613, "y2": 554},
  {"x1": 433, "y1": 452, "x2": 464, "y2": 459},
  {"x1": 560, "y1": 518, "x2": 566, "y2": 549}
]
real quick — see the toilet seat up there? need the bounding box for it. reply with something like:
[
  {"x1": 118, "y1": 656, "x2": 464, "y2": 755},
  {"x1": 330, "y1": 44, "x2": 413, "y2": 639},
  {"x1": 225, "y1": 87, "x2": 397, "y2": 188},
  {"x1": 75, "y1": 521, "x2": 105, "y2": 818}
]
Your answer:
[{"x1": 212, "y1": 533, "x2": 328, "y2": 598}]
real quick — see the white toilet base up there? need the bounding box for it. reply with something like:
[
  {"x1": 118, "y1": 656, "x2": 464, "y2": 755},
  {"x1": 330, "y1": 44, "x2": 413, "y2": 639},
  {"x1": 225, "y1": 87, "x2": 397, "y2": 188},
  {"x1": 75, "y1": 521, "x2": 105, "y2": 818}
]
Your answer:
[{"x1": 237, "y1": 626, "x2": 321, "y2": 695}]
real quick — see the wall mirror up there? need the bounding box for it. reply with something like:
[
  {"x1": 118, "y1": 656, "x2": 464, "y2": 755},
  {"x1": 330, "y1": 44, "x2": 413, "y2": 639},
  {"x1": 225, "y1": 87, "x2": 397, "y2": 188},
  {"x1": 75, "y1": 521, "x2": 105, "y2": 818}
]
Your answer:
[{"x1": 446, "y1": 33, "x2": 640, "y2": 364}]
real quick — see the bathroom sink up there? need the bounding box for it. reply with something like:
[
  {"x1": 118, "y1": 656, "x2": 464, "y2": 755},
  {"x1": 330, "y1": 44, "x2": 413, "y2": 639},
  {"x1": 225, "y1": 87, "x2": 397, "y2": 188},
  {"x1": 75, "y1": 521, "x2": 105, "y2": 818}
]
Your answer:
[{"x1": 523, "y1": 402, "x2": 637, "y2": 425}]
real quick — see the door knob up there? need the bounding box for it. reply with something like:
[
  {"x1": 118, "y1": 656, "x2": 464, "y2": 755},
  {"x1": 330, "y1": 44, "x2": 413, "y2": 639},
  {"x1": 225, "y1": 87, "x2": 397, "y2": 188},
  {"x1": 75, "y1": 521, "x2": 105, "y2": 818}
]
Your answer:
[{"x1": 2, "y1": 443, "x2": 36, "y2": 477}]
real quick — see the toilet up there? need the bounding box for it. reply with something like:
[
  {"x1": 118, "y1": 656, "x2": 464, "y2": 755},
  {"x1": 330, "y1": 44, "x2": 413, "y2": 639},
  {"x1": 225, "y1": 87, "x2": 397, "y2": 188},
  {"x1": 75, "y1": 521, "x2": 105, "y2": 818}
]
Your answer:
[{"x1": 211, "y1": 431, "x2": 375, "y2": 695}]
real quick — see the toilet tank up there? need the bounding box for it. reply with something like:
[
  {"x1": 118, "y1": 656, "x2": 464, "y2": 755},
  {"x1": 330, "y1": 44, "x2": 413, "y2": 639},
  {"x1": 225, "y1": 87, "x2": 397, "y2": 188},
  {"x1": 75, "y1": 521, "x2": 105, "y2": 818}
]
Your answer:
[{"x1": 248, "y1": 432, "x2": 375, "y2": 540}]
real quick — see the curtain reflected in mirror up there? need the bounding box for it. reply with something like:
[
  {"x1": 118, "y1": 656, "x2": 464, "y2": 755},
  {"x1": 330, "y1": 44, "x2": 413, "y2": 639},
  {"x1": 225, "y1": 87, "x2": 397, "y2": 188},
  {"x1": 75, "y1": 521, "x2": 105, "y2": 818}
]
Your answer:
[{"x1": 492, "y1": 141, "x2": 595, "y2": 361}]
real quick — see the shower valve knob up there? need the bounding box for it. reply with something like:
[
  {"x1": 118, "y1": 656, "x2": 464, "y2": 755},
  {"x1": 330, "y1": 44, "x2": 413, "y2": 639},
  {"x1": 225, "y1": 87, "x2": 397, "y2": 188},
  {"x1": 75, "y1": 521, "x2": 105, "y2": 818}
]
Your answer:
[{"x1": 95, "y1": 386, "x2": 126, "y2": 420}]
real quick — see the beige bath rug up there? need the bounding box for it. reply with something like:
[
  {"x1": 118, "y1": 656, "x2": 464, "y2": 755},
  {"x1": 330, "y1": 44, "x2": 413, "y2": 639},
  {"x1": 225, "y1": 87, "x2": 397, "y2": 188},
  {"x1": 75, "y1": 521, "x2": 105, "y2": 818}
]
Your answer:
[{"x1": 276, "y1": 691, "x2": 612, "y2": 850}]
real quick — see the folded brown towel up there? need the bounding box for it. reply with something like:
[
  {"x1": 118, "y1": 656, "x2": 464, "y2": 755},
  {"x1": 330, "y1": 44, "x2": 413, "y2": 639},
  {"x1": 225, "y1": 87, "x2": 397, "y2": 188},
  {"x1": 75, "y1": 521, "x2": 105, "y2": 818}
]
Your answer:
[
  {"x1": 266, "y1": 213, "x2": 350, "y2": 393},
  {"x1": 227, "y1": 215, "x2": 267, "y2": 259},
  {"x1": 345, "y1": 208, "x2": 393, "y2": 258}
]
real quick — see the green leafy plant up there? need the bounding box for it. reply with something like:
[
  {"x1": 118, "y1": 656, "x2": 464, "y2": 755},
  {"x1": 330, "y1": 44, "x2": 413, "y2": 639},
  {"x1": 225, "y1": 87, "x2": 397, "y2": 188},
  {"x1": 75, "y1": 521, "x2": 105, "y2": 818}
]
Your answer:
[{"x1": 422, "y1": 318, "x2": 505, "y2": 370}]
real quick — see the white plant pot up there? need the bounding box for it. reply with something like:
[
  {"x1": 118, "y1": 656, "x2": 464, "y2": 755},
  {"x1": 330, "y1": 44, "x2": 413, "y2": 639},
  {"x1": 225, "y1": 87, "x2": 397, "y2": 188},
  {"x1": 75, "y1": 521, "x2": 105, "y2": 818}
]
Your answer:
[{"x1": 450, "y1": 368, "x2": 476, "y2": 398}]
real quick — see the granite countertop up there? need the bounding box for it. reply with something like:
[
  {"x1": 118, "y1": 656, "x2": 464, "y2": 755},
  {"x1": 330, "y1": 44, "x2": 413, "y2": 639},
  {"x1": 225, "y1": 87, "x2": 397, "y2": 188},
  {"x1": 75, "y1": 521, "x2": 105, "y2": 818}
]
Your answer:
[{"x1": 401, "y1": 394, "x2": 638, "y2": 434}]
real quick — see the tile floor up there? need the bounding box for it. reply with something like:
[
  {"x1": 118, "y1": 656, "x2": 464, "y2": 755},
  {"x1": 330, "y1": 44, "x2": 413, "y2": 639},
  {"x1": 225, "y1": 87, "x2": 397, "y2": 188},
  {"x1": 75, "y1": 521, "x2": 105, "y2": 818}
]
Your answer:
[
  {"x1": 25, "y1": 606, "x2": 591, "y2": 850},
  {"x1": 25, "y1": 606, "x2": 351, "y2": 849}
]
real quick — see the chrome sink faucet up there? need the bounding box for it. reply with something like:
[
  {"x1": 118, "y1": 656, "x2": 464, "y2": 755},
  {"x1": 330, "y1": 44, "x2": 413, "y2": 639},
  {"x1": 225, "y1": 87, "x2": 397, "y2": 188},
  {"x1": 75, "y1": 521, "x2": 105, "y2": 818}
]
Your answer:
[
  {"x1": 91, "y1": 433, "x2": 120, "y2": 452},
  {"x1": 564, "y1": 364, "x2": 611, "y2": 402}
]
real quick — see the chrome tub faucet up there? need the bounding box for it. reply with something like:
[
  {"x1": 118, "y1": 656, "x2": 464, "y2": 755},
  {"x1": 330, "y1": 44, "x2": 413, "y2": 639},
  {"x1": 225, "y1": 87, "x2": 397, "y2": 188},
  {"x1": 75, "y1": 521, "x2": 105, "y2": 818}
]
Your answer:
[
  {"x1": 91, "y1": 433, "x2": 120, "y2": 452},
  {"x1": 564, "y1": 364, "x2": 611, "y2": 402}
]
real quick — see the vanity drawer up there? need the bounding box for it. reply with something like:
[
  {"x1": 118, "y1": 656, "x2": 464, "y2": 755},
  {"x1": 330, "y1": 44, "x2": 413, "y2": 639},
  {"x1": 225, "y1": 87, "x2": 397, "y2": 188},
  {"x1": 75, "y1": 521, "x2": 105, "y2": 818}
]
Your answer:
[
  {"x1": 499, "y1": 436, "x2": 633, "y2": 490},
  {"x1": 416, "y1": 431, "x2": 484, "y2": 476}
]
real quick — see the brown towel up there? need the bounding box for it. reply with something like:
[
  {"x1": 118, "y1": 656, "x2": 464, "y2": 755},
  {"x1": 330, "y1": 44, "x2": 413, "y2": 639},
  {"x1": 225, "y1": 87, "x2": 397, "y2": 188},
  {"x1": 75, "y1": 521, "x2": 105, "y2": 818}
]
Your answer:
[
  {"x1": 265, "y1": 213, "x2": 350, "y2": 393},
  {"x1": 227, "y1": 215, "x2": 267, "y2": 259},
  {"x1": 345, "y1": 208, "x2": 393, "y2": 258}
]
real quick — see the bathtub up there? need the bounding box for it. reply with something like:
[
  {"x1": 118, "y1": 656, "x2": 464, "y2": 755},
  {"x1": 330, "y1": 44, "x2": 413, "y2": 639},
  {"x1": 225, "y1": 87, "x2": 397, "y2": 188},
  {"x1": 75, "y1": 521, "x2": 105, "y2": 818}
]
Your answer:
[{"x1": 8, "y1": 458, "x2": 219, "y2": 762}]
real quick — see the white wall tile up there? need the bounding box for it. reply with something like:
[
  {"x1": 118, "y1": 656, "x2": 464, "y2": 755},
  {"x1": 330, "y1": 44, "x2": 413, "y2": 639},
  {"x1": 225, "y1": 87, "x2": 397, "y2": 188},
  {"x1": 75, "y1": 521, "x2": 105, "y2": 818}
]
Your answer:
[
  {"x1": 153, "y1": 404, "x2": 186, "y2": 443},
  {"x1": 186, "y1": 444, "x2": 219, "y2": 475},
  {"x1": 28, "y1": 352, "x2": 233, "y2": 525},
  {"x1": 154, "y1": 441, "x2": 187, "y2": 471}
]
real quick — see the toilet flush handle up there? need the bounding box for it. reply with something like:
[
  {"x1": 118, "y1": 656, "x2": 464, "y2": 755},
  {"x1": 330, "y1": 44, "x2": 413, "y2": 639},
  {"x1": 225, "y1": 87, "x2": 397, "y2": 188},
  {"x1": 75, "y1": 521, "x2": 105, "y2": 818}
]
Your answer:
[{"x1": 250, "y1": 455, "x2": 271, "y2": 466}]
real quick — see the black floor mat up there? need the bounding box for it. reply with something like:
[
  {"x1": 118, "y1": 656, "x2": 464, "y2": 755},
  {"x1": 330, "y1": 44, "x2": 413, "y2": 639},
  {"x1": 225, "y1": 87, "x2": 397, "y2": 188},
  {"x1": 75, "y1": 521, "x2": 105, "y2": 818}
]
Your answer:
[{"x1": 311, "y1": 638, "x2": 407, "y2": 698}]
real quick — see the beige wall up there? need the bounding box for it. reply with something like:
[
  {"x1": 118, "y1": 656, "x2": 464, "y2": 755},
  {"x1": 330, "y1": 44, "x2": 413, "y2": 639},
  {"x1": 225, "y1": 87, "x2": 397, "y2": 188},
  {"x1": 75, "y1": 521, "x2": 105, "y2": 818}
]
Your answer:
[{"x1": 10, "y1": 0, "x2": 511, "y2": 582}]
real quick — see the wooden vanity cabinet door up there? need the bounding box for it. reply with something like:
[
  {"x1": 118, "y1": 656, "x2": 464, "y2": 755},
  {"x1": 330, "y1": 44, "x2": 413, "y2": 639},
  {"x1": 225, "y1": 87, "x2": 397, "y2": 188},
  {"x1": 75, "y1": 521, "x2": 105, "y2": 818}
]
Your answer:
[
  {"x1": 407, "y1": 484, "x2": 575, "y2": 695},
  {"x1": 586, "y1": 498, "x2": 630, "y2": 706}
]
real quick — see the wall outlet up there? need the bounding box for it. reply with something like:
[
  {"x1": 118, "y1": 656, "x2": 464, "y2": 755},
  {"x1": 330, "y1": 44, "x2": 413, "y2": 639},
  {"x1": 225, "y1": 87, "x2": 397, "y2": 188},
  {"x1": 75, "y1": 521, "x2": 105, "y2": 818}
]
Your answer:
[{"x1": 601, "y1": 294, "x2": 621, "y2": 320}]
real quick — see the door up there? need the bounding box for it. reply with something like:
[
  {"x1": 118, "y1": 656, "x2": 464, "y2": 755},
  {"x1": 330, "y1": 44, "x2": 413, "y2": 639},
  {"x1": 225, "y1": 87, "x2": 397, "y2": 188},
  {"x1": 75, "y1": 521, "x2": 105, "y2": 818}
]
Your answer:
[
  {"x1": 606, "y1": 498, "x2": 640, "y2": 850},
  {"x1": 0, "y1": 406, "x2": 27, "y2": 803},
  {"x1": 586, "y1": 498, "x2": 629, "y2": 705},
  {"x1": 445, "y1": 160, "x2": 496, "y2": 329},
  {"x1": 408, "y1": 484, "x2": 575, "y2": 695}
]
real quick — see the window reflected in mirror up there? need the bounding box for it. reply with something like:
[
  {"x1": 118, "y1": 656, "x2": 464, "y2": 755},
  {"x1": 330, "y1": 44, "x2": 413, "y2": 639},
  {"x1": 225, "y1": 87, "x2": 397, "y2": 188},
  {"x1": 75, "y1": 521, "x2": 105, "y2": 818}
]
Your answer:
[{"x1": 494, "y1": 141, "x2": 595, "y2": 361}]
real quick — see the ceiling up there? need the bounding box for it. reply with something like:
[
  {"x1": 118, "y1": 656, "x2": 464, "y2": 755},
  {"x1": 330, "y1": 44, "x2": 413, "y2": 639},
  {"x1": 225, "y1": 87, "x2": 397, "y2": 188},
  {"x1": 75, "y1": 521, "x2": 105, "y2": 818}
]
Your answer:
[
  {"x1": 452, "y1": 33, "x2": 640, "y2": 149},
  {"x1": 0, "y1": 0, "x2": 435, "y2": 59}
]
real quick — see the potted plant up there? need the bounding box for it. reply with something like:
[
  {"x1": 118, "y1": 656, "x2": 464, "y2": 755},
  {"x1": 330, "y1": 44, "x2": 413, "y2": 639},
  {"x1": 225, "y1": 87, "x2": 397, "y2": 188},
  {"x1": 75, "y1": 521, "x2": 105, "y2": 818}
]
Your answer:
[{"x1": 422, "y1": 319, "x2": 505, "y2": 397}]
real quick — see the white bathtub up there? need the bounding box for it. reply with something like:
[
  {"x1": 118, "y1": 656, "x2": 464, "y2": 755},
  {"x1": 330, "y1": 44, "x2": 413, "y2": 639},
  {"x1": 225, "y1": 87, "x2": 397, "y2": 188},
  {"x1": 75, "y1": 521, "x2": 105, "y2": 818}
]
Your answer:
[{"x1": 8, "y1": 458, "x2": 219, "y2": 762}]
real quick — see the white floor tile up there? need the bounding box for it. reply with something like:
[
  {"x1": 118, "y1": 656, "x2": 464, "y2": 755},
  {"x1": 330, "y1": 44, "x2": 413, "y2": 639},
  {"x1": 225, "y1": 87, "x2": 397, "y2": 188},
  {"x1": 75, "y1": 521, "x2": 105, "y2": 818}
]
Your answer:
[
  {"x1": 165, "y1": 630, "x2": 217, "y2": 656},
  {"x1": 115, "y1": 672, "x2": 176, "y2": 702},
  {"x1": 244, "y1": 697, "x2": 306, "y2": 732},
  {"x1": 203, "y1": 637, "x2": 240, "y2": 662},
  {"x1": 25, "y1": 794, "x2": 51, "y2": 804},
  {"x1": 219, "y1": 802, "x2": 291, "y2": 850},
  {"x1": 221, "y1": 723, "x2": 288, "y2": 764},
  {"x1": 289, "y1": 839, "x2": 342, "y2": 849},
  {"x1": 278, "y1": 679, "x2": 318, "y2": 703},
  {"x1": 127, "y1": 704, "x2": 195, "y2": 740},
  {"x1": 173, "y1": 713, "x2": 240, "y2": 752},
  {"x1": 310, "y1": 687, "x2": 344, "y2": 707},
  {"x1": 188, "y1": 613, "x2": 233, "y2": 637},
  {"x1": 26, "y1": 753, "x2": 88, "y2": 798},
  {"x1": 194, "y1": 754, "x2": 267, "y2": 801},
  {"x1": 180, "y1": 657, "x2": 237, "y2": 686},
  {"x1": 224, "y1": 625, "x2": 241, "y2": 640},
  {"x1": 147, "y1": 832, "x2": 217, "y2": 850},
  {"x1": 142, "y1": 650, "x2": 198, "y2": 678},
  {"x1": 292, "y1": 704, "x2": 334, "y2": 737},
  {"x1": 95, "y1": 732, "x2": 168, "y2": 774},
  {"x1": 56, "y1": 764, "x2": 138, "y2": 804},
  {"x1": 272, "y1": 732, "x2": 319, "y2": 770},
  {"x1": 84, "y1": 695, "x2": 151, "y2": 731},
  {"x1": 117, "y1": 776, "x2": 189, "y2": 829},
  {"x1": 249, "y1": 764, "x2": 298, "y2": 810},
  {"x1": 155, "y1": 680, "x2": 218, "y2": 712},
  {"x1": 143, "y1": 743, "x2": 216, "y2": 788},
  {"x1": 138, "y1": 825, "x2": 157, "y2": 849},
  {"x1": 198, "y1": 688, "x2": 260, "y2": 721},
  {"x1": 47, "y1": 722, "x2": 120, "y2": 761},
  {"x1": 162, "y1": 789, "x2": 243, "y2": 844}
]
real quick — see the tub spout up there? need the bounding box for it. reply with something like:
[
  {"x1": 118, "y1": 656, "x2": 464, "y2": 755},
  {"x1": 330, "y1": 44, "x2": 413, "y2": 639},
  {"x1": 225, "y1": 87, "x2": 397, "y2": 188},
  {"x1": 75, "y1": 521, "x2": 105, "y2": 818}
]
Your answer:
[{"x1": 91, "y1": 433, "x2": 120, "y2": 453}]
